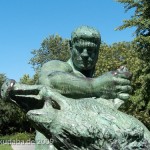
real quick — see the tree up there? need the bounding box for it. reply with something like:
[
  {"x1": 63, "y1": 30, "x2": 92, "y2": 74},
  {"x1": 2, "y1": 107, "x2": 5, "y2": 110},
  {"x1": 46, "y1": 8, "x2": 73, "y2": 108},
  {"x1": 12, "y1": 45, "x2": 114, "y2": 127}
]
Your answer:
[
  {"x1": 116, "y1": 0, "x2": 150, "y2": 61},
  {"x1": 95, "y1": 42, "x2": 139, "y2": 76},
  {"x1": 0, "y1": 74, "x2": 27, "y2": 135},
  {"x1": 19, "y1": 74, "x2": 38, "y2": 85},
  {"x1": 0, "y1": 73, "x2": 36, "y2": 135},
  {"x1": 29, "y1": 34, "x2": 70, "y2": 70},
  {"x1": 116, "y1": 0, "x2": 150, "y2": 129}
]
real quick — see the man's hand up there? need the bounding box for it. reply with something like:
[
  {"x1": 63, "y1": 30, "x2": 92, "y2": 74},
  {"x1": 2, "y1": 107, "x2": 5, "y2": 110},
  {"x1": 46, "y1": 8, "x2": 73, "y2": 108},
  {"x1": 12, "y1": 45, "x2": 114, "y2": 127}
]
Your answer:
[
  {"x1": 1, "y1": 79, "x2": 16, "y2": 100},
  {"x1": 93, "y1": 66, "x2": 132, "y2": 101}
]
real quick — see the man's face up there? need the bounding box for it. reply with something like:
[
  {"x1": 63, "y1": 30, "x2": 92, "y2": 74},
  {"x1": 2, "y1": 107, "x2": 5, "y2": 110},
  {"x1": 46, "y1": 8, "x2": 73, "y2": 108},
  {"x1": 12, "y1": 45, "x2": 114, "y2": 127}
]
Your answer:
[{"x1": 71, "y1": 41, "x2": 99, "y2": 70}]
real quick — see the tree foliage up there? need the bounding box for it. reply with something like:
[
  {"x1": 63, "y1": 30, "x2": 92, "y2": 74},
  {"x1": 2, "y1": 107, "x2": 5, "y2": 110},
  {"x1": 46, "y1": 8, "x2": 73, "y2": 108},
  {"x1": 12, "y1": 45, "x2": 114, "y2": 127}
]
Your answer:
[
  {"x1": 29, "y1": 34, "x2": 70, "y2": 70},
  {"x1": 0, "y1": 73, "x2": 34, "y2": 135},
  {"x1": 95, "y1": 42, "x2": 139, "y2": 76},
  {"x1": 116, "y1": 0, "x2": 150, "y2": 61},
  {"x1": 19, "y1": 73, "x2": 38, "y2": 85},
  {"x1": 116, "y1": 0, "x2": 150, "y2": 129}
]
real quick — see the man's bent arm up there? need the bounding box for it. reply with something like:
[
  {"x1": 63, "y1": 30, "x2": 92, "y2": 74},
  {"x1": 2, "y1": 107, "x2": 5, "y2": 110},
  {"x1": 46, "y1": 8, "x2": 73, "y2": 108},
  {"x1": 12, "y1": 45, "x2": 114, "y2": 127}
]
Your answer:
[
  {"x1": 38, "y1": 61, "x2": 131, "y2": 100},
  {"x1": 38, "y1": 71, "x2": 94, "y2": 99}
]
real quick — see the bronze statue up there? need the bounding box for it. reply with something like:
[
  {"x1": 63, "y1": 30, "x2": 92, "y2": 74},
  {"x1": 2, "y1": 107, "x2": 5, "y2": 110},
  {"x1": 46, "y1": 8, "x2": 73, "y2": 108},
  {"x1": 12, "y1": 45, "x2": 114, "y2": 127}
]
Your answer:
[{"x1": 1, "y1": 26, "x2": 150, "y2": 150}]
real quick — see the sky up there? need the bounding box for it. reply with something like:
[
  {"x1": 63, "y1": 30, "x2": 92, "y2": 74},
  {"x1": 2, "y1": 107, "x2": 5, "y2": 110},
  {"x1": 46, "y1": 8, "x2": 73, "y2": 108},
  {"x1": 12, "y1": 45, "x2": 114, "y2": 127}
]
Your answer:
[{"x1": 0, "y1": 0, "x2": 135, "y2": 81}]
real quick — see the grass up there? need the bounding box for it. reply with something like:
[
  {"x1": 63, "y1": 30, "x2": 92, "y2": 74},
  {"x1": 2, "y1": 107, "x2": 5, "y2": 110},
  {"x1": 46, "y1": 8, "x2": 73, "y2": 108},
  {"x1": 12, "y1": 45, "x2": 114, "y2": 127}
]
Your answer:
[
  {"x1": 0, "y1": 132, "x2": 35, "y2": 142},
  {"x1": 0, "y1": 132, "x2": 35, "y2": 150},
  {"x1": 0, "y1": 144, "x2": 12, "y2": 150}
]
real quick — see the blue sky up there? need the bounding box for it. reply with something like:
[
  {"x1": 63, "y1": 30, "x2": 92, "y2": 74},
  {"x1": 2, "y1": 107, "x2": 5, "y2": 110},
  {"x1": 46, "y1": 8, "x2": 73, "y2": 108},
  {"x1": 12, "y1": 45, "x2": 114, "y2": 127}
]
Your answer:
[{"x1": 0, "y1": 0, "x2": 135, "y2": 81}]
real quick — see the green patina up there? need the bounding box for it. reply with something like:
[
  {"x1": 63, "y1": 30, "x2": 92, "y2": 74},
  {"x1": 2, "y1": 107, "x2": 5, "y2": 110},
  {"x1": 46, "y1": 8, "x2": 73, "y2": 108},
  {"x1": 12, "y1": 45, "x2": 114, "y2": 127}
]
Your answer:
[{"x1": 1, "y1": 26, "x2": 150, "y2": 150}]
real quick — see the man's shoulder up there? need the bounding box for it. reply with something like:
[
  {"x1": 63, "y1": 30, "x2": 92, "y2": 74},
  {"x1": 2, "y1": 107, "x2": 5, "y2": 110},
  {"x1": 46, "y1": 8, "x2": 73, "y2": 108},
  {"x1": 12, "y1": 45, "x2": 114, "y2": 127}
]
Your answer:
[
  {"x1": 43, "y1": 60, "x2": 66, "y2": 66},
  {"x1": 41, "y1": 60, "x2": 73, "y2": 72}
]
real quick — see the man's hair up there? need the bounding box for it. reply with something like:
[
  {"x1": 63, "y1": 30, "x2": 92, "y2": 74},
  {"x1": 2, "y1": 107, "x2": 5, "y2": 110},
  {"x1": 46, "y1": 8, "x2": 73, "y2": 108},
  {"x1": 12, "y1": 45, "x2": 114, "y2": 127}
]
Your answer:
[{"x1": 71, "y1": 25, "x2": 101, "y2": 47}]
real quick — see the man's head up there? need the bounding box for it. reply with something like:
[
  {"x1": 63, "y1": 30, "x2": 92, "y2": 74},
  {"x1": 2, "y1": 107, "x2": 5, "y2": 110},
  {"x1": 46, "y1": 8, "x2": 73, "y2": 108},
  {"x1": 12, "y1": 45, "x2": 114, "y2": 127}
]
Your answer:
[{"x1": 71, "y1": 26, "x2": 101, "y2": 71}]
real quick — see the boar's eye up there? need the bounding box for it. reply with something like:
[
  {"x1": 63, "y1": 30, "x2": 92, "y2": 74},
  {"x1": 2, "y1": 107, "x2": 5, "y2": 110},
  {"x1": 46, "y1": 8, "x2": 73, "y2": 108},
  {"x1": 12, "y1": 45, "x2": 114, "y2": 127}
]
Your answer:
[{"x1": 51, "y1": 100, "x2": 61, "y2": 110}]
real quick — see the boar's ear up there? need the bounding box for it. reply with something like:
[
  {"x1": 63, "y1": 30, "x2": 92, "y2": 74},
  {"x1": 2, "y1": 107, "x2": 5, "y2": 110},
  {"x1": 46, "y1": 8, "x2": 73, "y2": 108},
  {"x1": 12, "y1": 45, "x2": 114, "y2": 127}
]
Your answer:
[
  {"x1": 51, "y1": 100, "x2": 61, "y2": 110},
  {"x1": 44, "y1": 97, "x2": 61, "y2": 110}
]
